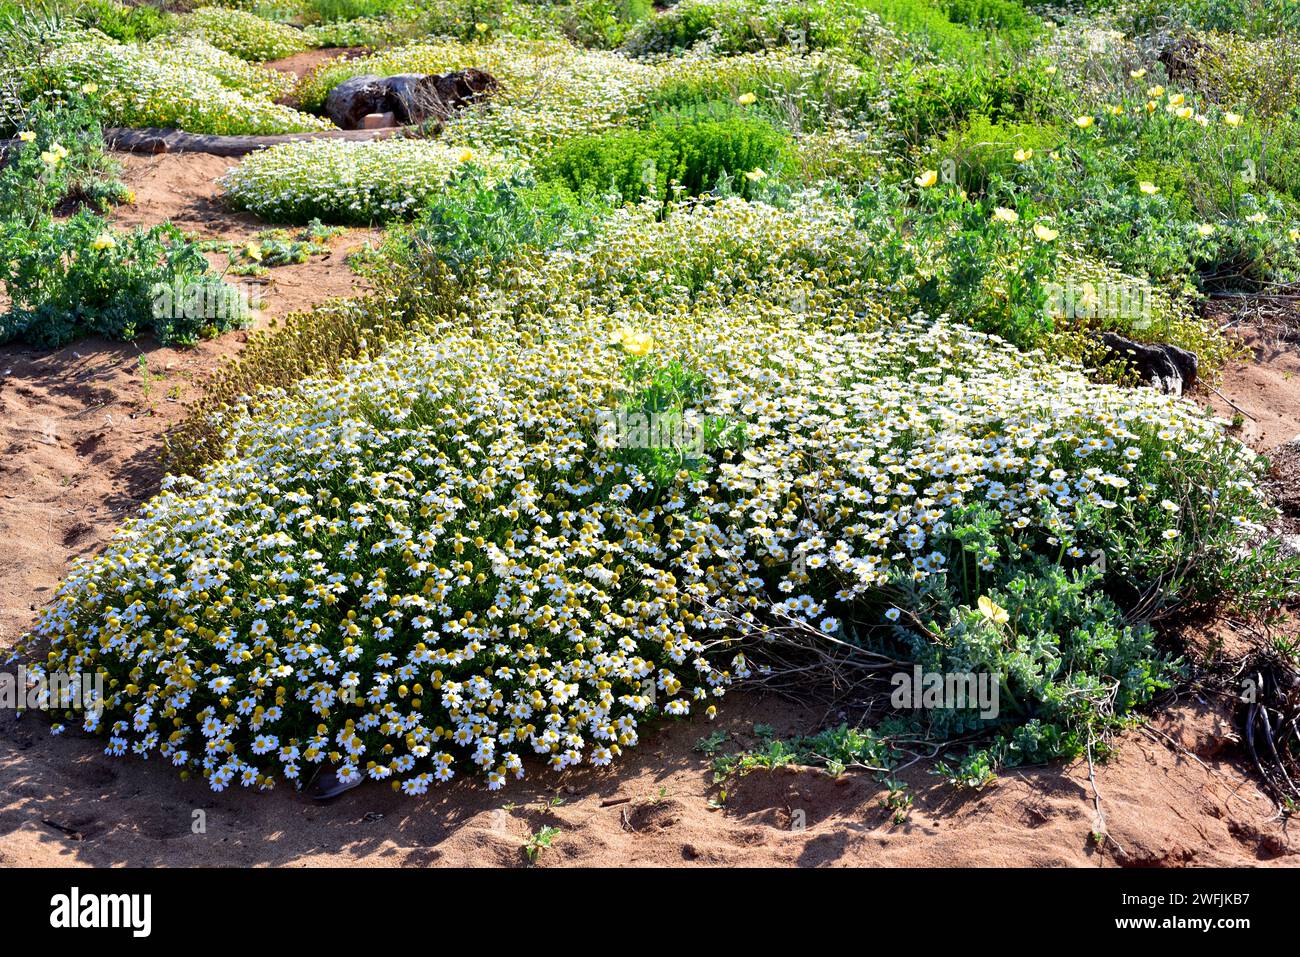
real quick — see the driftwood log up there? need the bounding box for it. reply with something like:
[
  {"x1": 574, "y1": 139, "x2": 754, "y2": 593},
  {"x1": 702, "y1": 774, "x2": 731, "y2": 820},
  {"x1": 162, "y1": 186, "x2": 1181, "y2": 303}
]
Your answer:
[
  {"x1": 0, "y1": 127, "x2": 405, "y2": 157},
  {"x1": 1097, "y1": 332, "x2": 1199, "y2": 395},
  {"x1": 99, "y1": 126, "x2": 404, "y2": 156}
]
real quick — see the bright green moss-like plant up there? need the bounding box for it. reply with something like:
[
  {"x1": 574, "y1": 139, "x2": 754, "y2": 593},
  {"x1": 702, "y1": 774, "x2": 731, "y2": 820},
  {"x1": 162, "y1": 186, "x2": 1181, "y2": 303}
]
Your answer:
[{"x1": 539, "y1": 114, "x2": 793, "y2": 205}]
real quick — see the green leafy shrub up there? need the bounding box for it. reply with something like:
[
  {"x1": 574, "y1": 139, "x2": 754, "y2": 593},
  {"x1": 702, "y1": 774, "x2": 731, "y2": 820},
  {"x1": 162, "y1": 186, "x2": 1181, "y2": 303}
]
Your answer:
[
  {"x1": 539, "y1": 115, "x2": 793, "y2": 205},
  {"x1": 928, "y1": 112, "x2": 1062, "y2": 195},
  {"x1": 385, "y1": 168, "x2": 606, "y2": 279},
  {"x1": 558, "y1": 0, "x2": 653, "y2": 48},
  {"x1": 204, "y1": 0, "x2": 307, "y2": 21},
  {"x1": 907, "y1": 562, "x2": 1181, "y2": 778},
  {"x1": 1119, "y1": 0, "x2": 1300, "y2": 38},
  {"x1": 0, "y1": 91, "x2": 129, "y2": 224},
  {"x1": 621, "y1": 0, "x2": 1033, "y2": 63},
  {"x1": 71, "y1": 0, "x2": 175, "y2": 41},
  {"x1": 882, "y1": 60, "x2": 1058, "y2": 149},
  {"x1": 645, "y1": 49, "x2": 878, "y2": 137},
  {"x1": 303, "y1": 0, "x2": 406, "y2": 22},
  {"x1": 302, "y1": 14, "x2": 414, "y2": 48},
  {"x1": 0, "y1": 212, "x2": 246, "y2": 348}
]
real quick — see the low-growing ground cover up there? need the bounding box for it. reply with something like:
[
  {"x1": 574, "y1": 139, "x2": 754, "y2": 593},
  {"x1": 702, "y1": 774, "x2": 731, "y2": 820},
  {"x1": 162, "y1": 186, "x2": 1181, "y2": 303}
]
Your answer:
[
  {"x1": 221, "y1": 139, "x2": 516, "y2": 223},
  {"x1": 178, "y1": 6, "x2": 312, "y2": 62},
  {"x1": 22, "y1": 306, "x2": 1277, "y2": 792},
  {"x1": 30, "y1": 32, "x2": 332, "y2": 134},
  {"x1": 3, "y1": 0, "x2": 1300, "y2": 841}
]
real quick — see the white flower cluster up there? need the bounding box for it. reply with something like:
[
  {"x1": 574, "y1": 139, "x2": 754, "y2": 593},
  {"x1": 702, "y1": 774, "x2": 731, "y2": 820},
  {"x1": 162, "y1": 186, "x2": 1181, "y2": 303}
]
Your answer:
[
  {"x1": 177, "y1": 7, "x2": 311, "y2": 62},
  {"x1": 143, "y1": 35, "x2": 296, "y2": 100},
  {"x1": 25, "y1": 195, "x2": 1257, "y2": 792},
  {"x1": 220, "y1": 138, "x2": 517, "y2": 223},
  {"x1": 40, "y1": 33, "x2": 332, "y2": 135}
]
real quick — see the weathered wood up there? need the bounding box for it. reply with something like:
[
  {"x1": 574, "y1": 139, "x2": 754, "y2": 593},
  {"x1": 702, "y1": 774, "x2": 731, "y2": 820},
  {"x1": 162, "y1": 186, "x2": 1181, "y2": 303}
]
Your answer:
[{"x1": 98, "y1": 125, "x2": 405, "y2": 156}]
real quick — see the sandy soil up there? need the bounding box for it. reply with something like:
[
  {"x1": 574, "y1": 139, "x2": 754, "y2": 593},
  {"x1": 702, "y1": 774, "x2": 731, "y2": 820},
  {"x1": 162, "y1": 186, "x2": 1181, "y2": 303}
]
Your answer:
[
  {"x1": 0, "y1": 151, "x2": 377, "y2": 649},
  {"x1": 0, "y1": 152, "x2": 1297, "y2": 868},
  {"x1": 1205, "y1": 324, "x2": 1300, "y2": 452},
  {"x1": 0, "y1": 690, "x2": 1291, "y2": 868},
  {"x1": 266, "y1": 48, "x2": 373, "y2": 108}
]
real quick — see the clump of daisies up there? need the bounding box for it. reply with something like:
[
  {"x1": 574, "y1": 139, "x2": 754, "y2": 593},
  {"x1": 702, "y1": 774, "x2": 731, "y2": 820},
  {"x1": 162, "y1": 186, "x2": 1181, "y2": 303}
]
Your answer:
[
  {"x1": 19, "y1": 294, "x2": 1277, "y2": 794},
  {"x1": 176, "y1": 7, "x2": 311, "y2": 62},
  {"x1": 36, "y1": 33, "x2": 331, "y2": 135},
  {"x1": 221, "y1": 140, "x2": 518, "y2": 224}
]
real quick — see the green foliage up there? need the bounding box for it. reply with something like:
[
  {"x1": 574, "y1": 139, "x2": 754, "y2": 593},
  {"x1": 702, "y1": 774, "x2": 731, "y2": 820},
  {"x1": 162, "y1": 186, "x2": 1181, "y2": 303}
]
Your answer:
[
  {"x1": 387, "y1": 169, "x2": 606, "y2": 279},
  {"x1": 558, "y1": 0, "x2": 653, "y2": 49},
  {"x1": 523, "y1": 826, "x2": 560, "y2": 864},
  {"x1": 0, "y1": 212, "x2": 245, "y2": 348},
  {"x1": 929, "y1": 112, "x2": 1062, "y2": 195},
  {"x1": 609, "y1": 356, "x2": 747, "y2": 489},
  {"x1": 200, "y1": 219, "x2": 343, "y2": 275},
  {"x1": 0, "y1": 91, "x2": 129, "y2": 225},
  {"x1": 70, "y1": 0, "x2": 174, "y2": 41},
  {"x1": 1119, "y1": 0, "x2": 1300, "y2": 38},
  {"x1": 882, "y1": 60, "x2": 1058, "y2": 149},
  {"x1": 907, "y1": 563, "x2": 1181, "y2": 773},
  {"x1": 539, "y1": 115, "x2": 792, "y2": 206},
  {"x1": 302, "y1": 0, "x2": 405, "y2": 22},
  {"x1": 621, "y1": 0, "x2": 1038, "y2": 63}
]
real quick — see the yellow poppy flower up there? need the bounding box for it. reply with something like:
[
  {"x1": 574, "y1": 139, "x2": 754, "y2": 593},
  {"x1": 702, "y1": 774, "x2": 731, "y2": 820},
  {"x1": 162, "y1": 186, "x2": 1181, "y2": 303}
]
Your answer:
[
  {"x1": 621, "y1": 332, "x2": 654, "y2": 357},
  {"x1": 17, "y1": 130, "x2": 35, "y2": 142},
  {"x1": 1130, "y1": 68, "x2": 1146, "y2": 78},
  {"x1": 1013, "y1": 148, "x2": 1033, "y2": 162},
  {"x1": 1139, "y1": 181, "x2": 1159, "y2": 194},
  {"x1": 1196, "y1": 223, "x2": 1215, "y2": 237},
  {"x1": 90, "y1": 232, "x2": 116, "y2": 251},
  {"x1": 977, "y1": 596, "x2": 1009, "y2": 625},
  {"x1": 914, "y1": 169, "x2": 938, "y2": 188},
  {"x1": 1224, "y1": 112, "x2": 1243, "y2": 127},
  {"x1": 1033, "y1": 223, "x2": 1058, "y2": 242},
  {"x1": 736, "y1": 92, "x2": 757, "y2": 106},
  {"x1": 1074, "y1": 115, "x2": 1094, "y2": 128},
  {"x1": 992, "y1": 206, "x2": 1019, "y2": 223}
]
